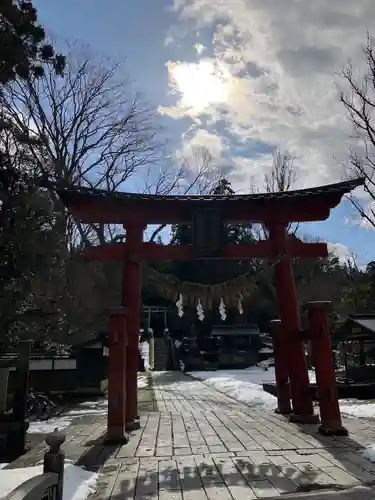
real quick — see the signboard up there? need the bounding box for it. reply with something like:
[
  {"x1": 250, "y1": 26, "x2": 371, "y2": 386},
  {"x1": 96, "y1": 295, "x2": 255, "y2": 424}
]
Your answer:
[{"x1": 192, "y1": 208, "x2": 225, "y2": 258}]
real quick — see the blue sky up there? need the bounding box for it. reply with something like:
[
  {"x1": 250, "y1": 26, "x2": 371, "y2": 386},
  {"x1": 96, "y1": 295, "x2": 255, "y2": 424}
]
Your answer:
[{"x1": 33, "y1": 0, "x2": 375, "y2": 266}]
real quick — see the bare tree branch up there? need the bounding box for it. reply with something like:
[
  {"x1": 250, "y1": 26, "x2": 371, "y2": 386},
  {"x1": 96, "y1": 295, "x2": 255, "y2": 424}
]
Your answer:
[
  {"x1": 1, "y1": 43, "x2": 220, "y2": 249},
  {"x1": 147, "y1": 147, "x2": 220, "y2": 242},
  {"x1": 340, "y1": 32, "x2": 375, "y2": 228},
  {"x1": 264, "y1": 150, "x2": 297, "y2": 193},
  {"x1": 250, "y1": 150, "x2": 299, "y2": 239},
  {"x1": 0, "y1": 42, "x2": 164, "y2": 247}
]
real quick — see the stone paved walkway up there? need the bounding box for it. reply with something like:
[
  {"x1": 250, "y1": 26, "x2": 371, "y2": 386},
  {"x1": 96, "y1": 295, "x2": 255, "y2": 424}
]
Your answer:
[
  {"x1": 8, "y1": 372, "x2": 375, "y2": 499},
  {"x1": 90, "y1": 372, "x2": 375, "y2": 499}
]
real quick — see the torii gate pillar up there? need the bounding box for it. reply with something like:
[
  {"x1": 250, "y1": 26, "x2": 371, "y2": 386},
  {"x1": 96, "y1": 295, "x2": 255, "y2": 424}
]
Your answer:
[
  {"x1": 123, "y1": 223, "x2": 144, "y2": 431},
  {"x1": 268, "y1": 319, "x2": 292, "y2": 415},
  {"x1": 268, "y1": 222, "x2": 319, "y2": 424},
  {"x1": 106, "y1": 307, "x2": 129, "y2": 444},
  {"x1": 305, "y1": 301, "x2": 348, "y2": 436}
]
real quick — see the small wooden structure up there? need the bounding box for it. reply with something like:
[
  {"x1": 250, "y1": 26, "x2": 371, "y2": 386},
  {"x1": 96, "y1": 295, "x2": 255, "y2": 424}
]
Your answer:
[
  {"x1": 334, "y1": 314, "x2": 375, "y2": 383},
  {"x1": 142, "y1": 305, "x2": 169, "y2": 369},
  {"x1": 74, "y1": 334, "x2": 109, "y2": 390},
  {"x1": 170, "y1": 324, "x2": 262, "y2": 371},
  {"x1": 53, "y1": 177, "x2": 364, "y2": 440},
  {"x1": 212, "y1": 324, "x2": 261, "y2": 369},
  {"x1": 143, "y1": 305, "x2": 168, "y2": 334}
]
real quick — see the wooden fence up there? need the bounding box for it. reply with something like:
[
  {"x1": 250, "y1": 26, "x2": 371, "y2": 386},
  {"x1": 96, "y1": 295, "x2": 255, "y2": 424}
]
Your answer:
[{"x1": 1, "y1": 349, "x2": 108, "y2": 394}]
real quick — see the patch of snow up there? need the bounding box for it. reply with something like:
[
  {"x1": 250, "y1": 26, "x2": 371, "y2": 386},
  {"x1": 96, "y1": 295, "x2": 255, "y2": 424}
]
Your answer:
[
  {"x1": 262, "y1": 341, "x2": 273, "y2": 347},
  {"x1": 28, "y1": 373, "x2": 147, "y2": 434},
  {"x1": 0, "y1": 464, "x2": 8, "y2": 469},
  {"x1": 362, "y1": 445, "x2": 375, "y2": 462},
  {"x1": 189, "y1": 367, "x2": 278, "y2": 409},
  {"x1": 189, "y1": 366, "x2": 316, "y2": 409},
  {"x1": 257, "y1": 358, "x2": 274, "y2": 369},
  {"x1": 28, "y1": 418, "x2": 73, "y2": 434},
  {"x1": 138, "y1": 375, "x2": 149, "y2": 389},
  {"x1": 28, "y1": 399, "x2": 108, "y2": 433},
  {"x1": 190, "y1": 366, "x2": 375, "y2": 421},
  {"x1": 139, "y1": 341, "x2": 150, "y2": 371},
  {"x1": 0, "y1": 462, "x2": 98, "y2": 500},
  {"x1": 340, "y1": 401, "x2": 375, "y2": 419},
  {"x1": 79, "y1": 400, "x2": 107, "y2": 407},
  {"x1": 259, "y1": 348, "x2": 273, "y2": 354},
  {"x1": 66, "y1": 409, "x2": 107, "y2": 416}
]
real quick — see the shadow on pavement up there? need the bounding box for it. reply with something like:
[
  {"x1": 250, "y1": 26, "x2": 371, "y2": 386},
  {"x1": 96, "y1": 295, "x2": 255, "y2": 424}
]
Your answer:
[{"x1": 99, "y1": 455, "x2": 327, "y2": 498}]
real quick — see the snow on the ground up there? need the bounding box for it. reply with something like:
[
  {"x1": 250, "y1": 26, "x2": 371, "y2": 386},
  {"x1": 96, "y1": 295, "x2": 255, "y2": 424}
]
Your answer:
[
  {"x1": 138, "y1": 374, "x2": 150, "y2": 389},
  {"x1": 28, "y1": 374, "x2": 148, "y2": 434},
  {"x1": 28, "y1": 417, "x2": 74, "y2": 434},
  {"x1": 27, "y1": 399, "x2": 108, "y2": 434},
  {"x1": 191, "y1": 368, "x2": 277, "y2": 409},
  {"x1": 139, "y1": 341, "x2": 150, "y2": 371},
  {"x1": 339, "y1": 401, "x2": 375, "y2": 419},
  {"x1": 189, "y1": 366, "x2": 290, "y2": 409},
  {"x1": 189, "y1": 366, "x2": 375, "y2": 419},
  {"x1": 363, "y1": 445, "x2": 375, "y2": 462},
  {"x1": 0, "y1": 461, "x2": 98, "y2": 500}
]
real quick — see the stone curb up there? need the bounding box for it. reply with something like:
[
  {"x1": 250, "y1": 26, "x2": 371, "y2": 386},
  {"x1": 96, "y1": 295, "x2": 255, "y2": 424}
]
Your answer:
[{"x1": 271, "y1": 484, "x2": 373, "y2": 498}]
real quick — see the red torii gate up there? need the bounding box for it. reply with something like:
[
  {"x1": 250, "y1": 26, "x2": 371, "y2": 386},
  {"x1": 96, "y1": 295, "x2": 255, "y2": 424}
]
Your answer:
[{"x1": 55, "y1": 178, "x2": 363, "y2": 442}]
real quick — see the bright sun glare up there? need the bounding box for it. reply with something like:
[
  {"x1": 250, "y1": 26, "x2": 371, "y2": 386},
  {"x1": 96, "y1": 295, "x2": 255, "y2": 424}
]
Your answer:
[{"x1": 168, "y1": 59, "x2": 232, "y2": 112}]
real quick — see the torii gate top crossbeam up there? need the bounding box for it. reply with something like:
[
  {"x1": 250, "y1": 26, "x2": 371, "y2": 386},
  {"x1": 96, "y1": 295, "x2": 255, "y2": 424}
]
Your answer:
[{"x1": 52, "y1": 178, "x2": 364, "y2": 225}]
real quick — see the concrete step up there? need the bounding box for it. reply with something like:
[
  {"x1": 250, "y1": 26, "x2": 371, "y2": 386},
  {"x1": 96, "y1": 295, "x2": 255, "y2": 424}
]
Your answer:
[{"x1": 153, "y1": 339, "x2": 169, "y2": 370}]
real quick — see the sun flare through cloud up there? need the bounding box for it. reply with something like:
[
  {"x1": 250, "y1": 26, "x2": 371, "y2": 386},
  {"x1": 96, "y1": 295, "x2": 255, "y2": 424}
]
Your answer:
[
  {"x1": 161, "y1": 0, "x2": 375, "y2": 195},
  {"x1": 166, "y1": 59, "x2": 233, "y2": 113}
]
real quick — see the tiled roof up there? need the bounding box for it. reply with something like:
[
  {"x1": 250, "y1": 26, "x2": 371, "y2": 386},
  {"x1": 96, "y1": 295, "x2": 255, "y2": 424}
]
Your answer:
[
  {"x1": 46, "y1": 177, "x2": 364, "y2": 204},
  {"x1": 334, "y1": 314, "x2": 375, "y2": 339},
  {"x1": 350, "y1": 315, "x2": 375, "y2": 334}
]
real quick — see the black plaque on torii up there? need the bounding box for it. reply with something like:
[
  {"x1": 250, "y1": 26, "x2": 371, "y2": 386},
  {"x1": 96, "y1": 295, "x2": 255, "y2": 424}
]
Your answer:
[{"x1": 192, "y1": 208, "x2": 226, "y2": 258}]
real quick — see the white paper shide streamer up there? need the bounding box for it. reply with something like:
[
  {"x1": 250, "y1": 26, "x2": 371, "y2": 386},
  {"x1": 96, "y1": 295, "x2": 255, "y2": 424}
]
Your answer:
[
  {"x1": 237, "y1": 293, "x2": 243, "y2": 315},
  {"x1": 176, "y1": 293, "x2": 184, "y2": 317},
  {"x1": 219, "y1": 297, "x2": 227, "y2": 321},
  {"x1": 196, "y1": 299, "x2": 204, "y2": 321}
]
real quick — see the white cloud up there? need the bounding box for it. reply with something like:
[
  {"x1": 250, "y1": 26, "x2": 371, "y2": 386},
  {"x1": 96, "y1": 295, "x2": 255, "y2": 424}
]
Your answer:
[
  {"x1": 162, "y1": 0, "x2": 375, "y2": 190},
  {"x1": 178, "y1": 127, "x2": 227, "y2": 159},
  {"x1": 343, "y1": 187, "x2": 375, "y2": 229},
  {"x1": 159, "y1": 58, "x2": 234, "y2": 117},
  {"x1": 359, "y1": 200, "x2": 375, "y2": 229},
  {"x1": 231, "y1": 154, "x2": 273, "y2": 192},
  {"x1": 327, "y1": 242, "x2": 351, "y2": 264}
]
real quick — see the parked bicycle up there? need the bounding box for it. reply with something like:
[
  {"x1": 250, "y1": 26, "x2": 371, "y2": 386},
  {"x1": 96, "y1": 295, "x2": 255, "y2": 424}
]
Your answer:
[{"x1": 26, "y1": 390, "x2": 64, "y2": 420}]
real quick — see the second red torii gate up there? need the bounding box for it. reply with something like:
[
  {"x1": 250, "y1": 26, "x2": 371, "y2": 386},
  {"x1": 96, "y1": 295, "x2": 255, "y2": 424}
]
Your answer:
[{"x1": 55, "y1": 177, "x2": 363, "y2": 442}]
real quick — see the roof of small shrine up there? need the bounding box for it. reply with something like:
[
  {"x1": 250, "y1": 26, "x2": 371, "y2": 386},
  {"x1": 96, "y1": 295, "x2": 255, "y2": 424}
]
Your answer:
[
  {"x1": 334, "y1": 314, "x2": 375, "y2": 341},
  {"x1": 49, "y1": 177, "x2": 365, "y2": 224}
]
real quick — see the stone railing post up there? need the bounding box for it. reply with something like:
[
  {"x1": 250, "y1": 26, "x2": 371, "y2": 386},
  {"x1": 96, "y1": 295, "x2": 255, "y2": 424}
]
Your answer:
[
  {"x1": 304, "y1": 301, "x2": 348, "y2": 436},
  {"x1": 268, "y1": 320, "x2": 292, "y2": 415},
  {"x1": 44, "y1": 429, "x2": 66, "y2": 500},
  {"x1": 268, "y1": 222, "x2": 317, "y2": 424}
]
